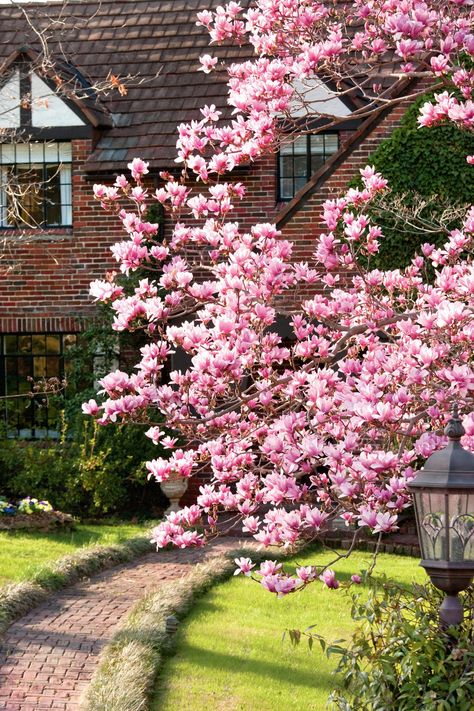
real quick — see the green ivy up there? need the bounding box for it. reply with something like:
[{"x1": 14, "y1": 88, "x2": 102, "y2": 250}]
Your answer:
[{"x1": 355, "y1": 93, "x2": 474, "y2": 271}]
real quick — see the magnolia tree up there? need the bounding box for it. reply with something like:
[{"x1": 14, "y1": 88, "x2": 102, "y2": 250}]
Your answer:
[{"x1": 84, "y1": 0, "x2": 474, "y2": 596}]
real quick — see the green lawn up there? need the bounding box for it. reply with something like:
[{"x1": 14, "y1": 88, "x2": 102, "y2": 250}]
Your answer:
[
  {"x1": 153, "y1": 548, "x2": 425, "y2": 711},
  {"x1": 0, "y1": 522, "x2": 150, "y2": 587}
]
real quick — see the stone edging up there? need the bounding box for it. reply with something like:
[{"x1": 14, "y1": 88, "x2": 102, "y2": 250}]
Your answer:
[
  {"x1": 0, "y1": 535, "x2": 153, "y2": 637},
  {"x1": 81, "y1": 543, "x2": 301, "y2": 711},
  {"x1": 81, "y1": 552, "x2": 237, "y2": 711}
]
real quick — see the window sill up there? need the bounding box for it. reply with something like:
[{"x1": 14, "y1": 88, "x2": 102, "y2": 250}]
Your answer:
[{"x1": 0, "y1": 227, "x2": 73, "y2": 242}]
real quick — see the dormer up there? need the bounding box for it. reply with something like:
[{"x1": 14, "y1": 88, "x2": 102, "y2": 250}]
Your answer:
[{"x1": 0, "y1": 49, "x2": 111, "y2": 139}]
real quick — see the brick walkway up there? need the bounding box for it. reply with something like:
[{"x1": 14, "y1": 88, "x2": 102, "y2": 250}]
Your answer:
[{"x1": 0, "y1": 539, "x2": 239, "y2": 710}]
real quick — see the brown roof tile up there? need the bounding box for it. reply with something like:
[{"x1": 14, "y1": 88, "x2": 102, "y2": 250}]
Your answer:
[{"x1": 0, "y1": 0, "x2": 248, "y2": 171}]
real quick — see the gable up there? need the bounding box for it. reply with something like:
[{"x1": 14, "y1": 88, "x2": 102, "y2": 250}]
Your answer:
[
  {"x1": 0, "y1": 68, "x2": 21, "y2": 128},
  {"x1": 31, "y1": 73, "x2": 86, "y2": 128},
  {"x1": 0, "y1": 67, "x2": 87, "y2": 129},
  {"x1": 290, "y1": 79, "x2": 352, "y2": 118}
]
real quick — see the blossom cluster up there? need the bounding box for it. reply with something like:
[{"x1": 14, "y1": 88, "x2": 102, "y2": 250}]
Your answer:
[
  {"x1": 85, "y1": 1, "x2": 474, "y2": 594},
  {"x1": 231, "y1": 556, "x2": 362, "y2": 597}
]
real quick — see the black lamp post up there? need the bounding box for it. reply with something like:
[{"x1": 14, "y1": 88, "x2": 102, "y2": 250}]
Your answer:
[{"x1": 408, "y1": 406, "x2": 474, "y2": 627}]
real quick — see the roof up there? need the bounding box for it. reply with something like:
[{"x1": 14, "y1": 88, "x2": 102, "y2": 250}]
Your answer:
[
  {"x1": 0, "y1": 0, "x2": 412, "y2": 177},
  {"x1": 0, "y1": 0, "x2": 248, "y2": 172}
]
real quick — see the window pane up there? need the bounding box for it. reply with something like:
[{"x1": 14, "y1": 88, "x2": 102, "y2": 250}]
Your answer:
[
  {"x1": 5, "y1": 335, "x2": 17, "y2": 354},
  {"x1": 310, "y1": 135, "x2": 325, "y2": 154},
  {"x1": 311, "y1": 155, "x2": 325, "y2": 173},
  {"x1": 295, "y1": 177, "x2": 306, "y2": 193},
  {"x1": 18, "y1": 356, "x2": 32, "y2": 377},
  {"x1": 46, "y1": 335, "x2": 60, "y2": 354},
  {"x1": 45, "y1": 165, "x2": 62, "y2": 226},
  {"x1": 18, "y1": 378, "x2": 31, "y2": 394},
  {"x1": 6, "y1": 373, "x2": 17, "y2": 392},
  {"x1": 46, "y1": 356, "x2": 60, "y2": 378},
  {"x1": 58, "y1": 143, "x2": 72, "y2": 162},
  {"x1": 294, "y1": 155, "x2": 307, "y2": 177},
  {"x1": 18, "y1": 335, "x2": 31, "y2": 353},
  {"x1": 63, "y1": 334, "x2": 77, "y2": 349},
  {"x1": 280, "y1": 141, "x2": 294, "y2": 156},
  {"x1": 31, "y1": 335, "x2": 46, "y2": 354},
  {"x1": 279, "y1": 156, "x2": 294, "y2": 176},
  {"x1": 279, "y1": 178, "x2": 294, "y2": 199},
  {"x1": 34, "y1": 356, "x2": 46, "y2": 378},
  {"x1": 292, "y1": 136, "x2": 307, "y2": 155},
  {"x1": 0, "y1": 145, "x2": 15, "y2": 163},
  {"x1": 325, "y1": 134, "x2": 338, "y2": 153}
]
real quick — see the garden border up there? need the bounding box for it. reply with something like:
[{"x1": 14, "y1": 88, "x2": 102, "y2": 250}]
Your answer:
[
  {"x1": 81, "y1": 545, "x2": 299, "y2": 711},
  {"x1": 0, "y1": 534, "x2": 154, "y2": 637}
]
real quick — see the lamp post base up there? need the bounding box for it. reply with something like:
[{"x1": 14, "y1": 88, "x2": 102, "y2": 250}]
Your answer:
[{"x1": 439, "y1": 594, "x2": 464, "y2": 627}]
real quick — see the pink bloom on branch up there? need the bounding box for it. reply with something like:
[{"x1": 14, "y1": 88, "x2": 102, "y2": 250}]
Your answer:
[
  {"x1": 199, "y1": 54, "x2": 218, "y2": 73},
  {"x1": 127, "y1": 158, "x2": 149, "y2": 181},
  {"x1": 261, "y1": 574, "x2": 297, "y2": 597},
  {"x1": 82, "y1": 399, "x2": 100, "y2": 416},
  {"x1": 259, "y1": 560, "x2": 282, "y2": 576},
  {"x1": 234, "y1": 557, "x2": 255, "y2": 576},
  {"x1": 320, "y1": 569, "x2": 339, "y2": 589}
]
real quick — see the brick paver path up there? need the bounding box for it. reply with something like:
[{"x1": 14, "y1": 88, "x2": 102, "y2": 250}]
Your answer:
[{"x1": 0, "y1": 539, "x2": 239, "y2": 710}]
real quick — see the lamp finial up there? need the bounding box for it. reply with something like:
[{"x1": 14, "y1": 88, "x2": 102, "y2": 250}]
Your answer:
[{"x1": 444, "y1": 403, "x2": 465, "y2": 440}]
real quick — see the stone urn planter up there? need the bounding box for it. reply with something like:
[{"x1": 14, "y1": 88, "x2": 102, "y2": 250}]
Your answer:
[{"x1": 160, "y1": 475, "x2": 188, "y2": 515}]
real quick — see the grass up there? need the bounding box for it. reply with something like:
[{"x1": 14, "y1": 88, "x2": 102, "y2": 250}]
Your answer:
[
  {"x1": 152, "y1": 548, "x2": 426, "y2": 711},
  {"x1": 83, "y1": 554, "x2": 238, "y2": 711},
  {"x1": 0, "y1": 521, "x2": 157, "y2": 636},
  {"x1": 0, "y1": 523, "x2": 149, "y2": 587}
]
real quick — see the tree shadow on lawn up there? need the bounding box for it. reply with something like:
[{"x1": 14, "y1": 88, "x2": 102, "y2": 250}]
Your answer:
[
  {"x1": 164, "y1": 643, "x2": 336, "y2": 690},
  {"x1": 1, "y1": 528, "x2": 104, "y2": 545}
]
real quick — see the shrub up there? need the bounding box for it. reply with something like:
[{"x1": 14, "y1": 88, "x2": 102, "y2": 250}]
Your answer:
[
  {"x1": 0, "y1": 415, "x2": 167, "y2": 518},
  {"x1": 328, "y1": 580, "x2": 474, "y2": 711},
  {"x1": 352, "y1": 92, "x2": 474, "y2": 271}
]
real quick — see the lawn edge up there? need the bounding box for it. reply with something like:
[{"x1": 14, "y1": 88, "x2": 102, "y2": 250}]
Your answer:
[
  {"x1": 0, "y1": 533, "x2": 154, "y2": 637},
  {"x1": 81, "y1": 544, "x2": 298, "y2": 711}
]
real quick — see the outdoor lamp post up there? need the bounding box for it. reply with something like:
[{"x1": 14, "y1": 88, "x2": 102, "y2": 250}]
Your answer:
[{"x1": 408, "y1": 406, "x2": 474, "y2": 627}]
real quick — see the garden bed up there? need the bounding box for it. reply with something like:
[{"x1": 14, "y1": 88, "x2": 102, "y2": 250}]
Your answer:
[{"x1": 0, "y1": 510, "x2": 76, "y2": 532}]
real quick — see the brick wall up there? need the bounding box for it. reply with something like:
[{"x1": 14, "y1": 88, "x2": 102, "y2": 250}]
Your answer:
[
  {"x1": 0, "y1": 94, "x2": 412, "y2": 338},
  {"x1": 0, "y1": 138, "x2": 121, "y2": 334}
]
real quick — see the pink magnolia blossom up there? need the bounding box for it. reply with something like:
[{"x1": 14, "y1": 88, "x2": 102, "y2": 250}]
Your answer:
[
  {"x1": 86, "y1": 0, "x2": 474, "y2": 594},
  {"x1": 234, "y1": 557, "x2": 255, "y2": 576}
]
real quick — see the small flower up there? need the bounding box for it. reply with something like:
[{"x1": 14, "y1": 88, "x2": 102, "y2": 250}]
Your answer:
[
  {"x1": 234, "y1": 557, "x2": 255, "y2": 576},
  {"x1": 319, "y1": 569, "x2": 339, "y2": 589},
  {"x1": 198, "y1": 54, "x2": 218, "y2": 73},
  {"x1": 127, "y1": 158, "x2": 149, "y2": 181}
]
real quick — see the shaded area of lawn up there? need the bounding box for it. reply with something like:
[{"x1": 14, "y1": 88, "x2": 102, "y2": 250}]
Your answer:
[
  {"x1": 0, "y1": 523, "x2": 150, "y2": 587},
  {"x1": 153, "y1": 548, "x2": 425, "y2": 711}
]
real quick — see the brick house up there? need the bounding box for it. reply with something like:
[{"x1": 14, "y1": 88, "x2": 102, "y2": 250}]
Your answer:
[{"x1": 0, "y1": 0, "x2": 418, "y2": 437}]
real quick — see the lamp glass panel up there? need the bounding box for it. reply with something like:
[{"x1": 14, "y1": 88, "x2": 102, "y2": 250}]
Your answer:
[
  {"x1": 448, "y1": 492, "x2": 474, "y2": 562},
  {"x1": 415, "y1": 491, "x2": 448, "y2": 560}
]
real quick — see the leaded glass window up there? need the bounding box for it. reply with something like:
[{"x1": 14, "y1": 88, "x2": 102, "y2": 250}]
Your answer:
[
  {"x1": 0, "y1": 142, "x2": 72, "y2": 228},
  {"x1": 278, "y1": 133, "x2": 339, "y2": 200},
  {"x1": 0, "y1": 333, "x2": 77, "y2": 438}
]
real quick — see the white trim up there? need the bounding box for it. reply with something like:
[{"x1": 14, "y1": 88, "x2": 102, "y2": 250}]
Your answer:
[{"x1": 59, "y1": 164, "x2": 72, "y2": 225}]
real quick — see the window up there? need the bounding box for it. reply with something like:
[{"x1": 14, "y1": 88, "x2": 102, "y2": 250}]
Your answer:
[
  {"x1": 0, "y1": 142, "x2": 72, "y2": 228},
  {"x1": 278, "y1": 133, "x2": 339, "y2": 200},
  {"x1": 0, "y1": 333, "x2": 77, "y2": 438}
]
